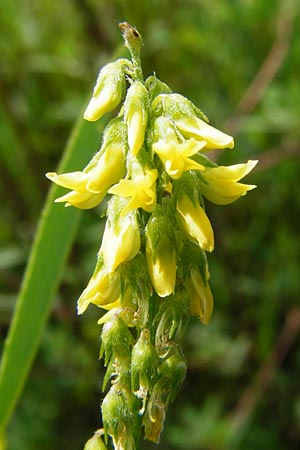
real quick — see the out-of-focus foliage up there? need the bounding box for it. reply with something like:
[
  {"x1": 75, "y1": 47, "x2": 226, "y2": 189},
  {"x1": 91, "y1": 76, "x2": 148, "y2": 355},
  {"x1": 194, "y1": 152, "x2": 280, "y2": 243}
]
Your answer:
[{"x1": 0, "y1": 0, "x2": 299, "y2": 449}]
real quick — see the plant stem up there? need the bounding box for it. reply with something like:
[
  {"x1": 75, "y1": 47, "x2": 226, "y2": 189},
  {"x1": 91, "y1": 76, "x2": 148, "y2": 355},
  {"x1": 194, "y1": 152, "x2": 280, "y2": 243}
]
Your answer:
[{"x1": 119, "y1": 22, "x2": 144, "y2": 82}]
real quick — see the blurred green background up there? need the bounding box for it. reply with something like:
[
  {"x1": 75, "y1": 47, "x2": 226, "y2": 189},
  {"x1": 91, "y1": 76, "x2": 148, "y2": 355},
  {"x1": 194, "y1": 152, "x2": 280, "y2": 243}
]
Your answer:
[{"x1": 0, "y1": 0, "x2": 299, "y2": 449}]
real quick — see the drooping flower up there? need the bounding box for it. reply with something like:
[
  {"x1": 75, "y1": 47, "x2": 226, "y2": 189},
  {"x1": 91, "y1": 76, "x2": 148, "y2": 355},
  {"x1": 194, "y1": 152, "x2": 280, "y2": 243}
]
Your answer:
[
  {"x1": 152, "y1": 116, "x2": 205, "y2": 179},
  {"x1": 46, "y1": 118, "x2": 127, "y2": 209},
  {"x1": 176, "y1": 194, "x2": 214, "y2": 252},
  {"x1": 199, "y1": 160, "x2": 258, "y2": 204},
  {"x1": 145, "y1": 202, "x2": 177, "y2": 297},
  {"x1": 124, "y1": 81, "x2": 149, "y2": 156},
  {"x1": 84, "y1": 59, "x2": 129, "y2": 121},
  {"x1": 108, "y1": 165, "x2": 158, "y2": 215},
  {"x1": 77, "y1": 256, "x2": 121, "y2": 314},
  {"x1": 185, "y1": 268, "x2": 214, "y2": 324},
  {"x1": 100, "y1": 209, "x2": 141, "y2": 273}
]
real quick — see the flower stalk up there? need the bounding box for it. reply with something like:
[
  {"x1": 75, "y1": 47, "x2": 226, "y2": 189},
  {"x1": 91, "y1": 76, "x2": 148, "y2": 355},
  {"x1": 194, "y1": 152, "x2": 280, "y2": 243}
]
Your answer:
[{"x1": 46, "y1": 23, "x2": 257, "y2": 450}]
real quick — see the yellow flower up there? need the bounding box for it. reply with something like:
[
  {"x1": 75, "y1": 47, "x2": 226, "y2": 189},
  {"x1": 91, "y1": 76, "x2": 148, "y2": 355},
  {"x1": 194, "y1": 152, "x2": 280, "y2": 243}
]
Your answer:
[
  {"x1": 124, "y1": 81, "x2": 149, "y2": 156},
  {"x1": 185, "y1": 268, "x2": 213, "y2": 324},
  {"x1": 152, "y1": 93, "x2": 234, "y2": 150},
  {"x1": 46, "y1": 119, "x2": 127, "y2": 209},
  {"x1": 45, "y1": 172, "x2": 107, "y2": 209},
  {"x1": 77, "y1": 257, "x2": 120, "y2": 314},
  {"x1": 175, "y1": 116, "x2": 234, "y2": 150},
  {"x1": 83, "y1": 59, "x2": 128, "y2": 121},
  {"x1": 146, "y1": 236, "x2": 176, "y2": 297},
  {"x1": 108, "y1": 167, "x2": 158, "y2": 215},
  {"x1": 152, "y1": 117, "x2": 205, "y2": 179},
  {"x1": 100, "y1": 212, "x2": 141, "y2": 273},
  {"x1": 176, "y1": 194, "x2": 214, "y2": 252},
  {"x1": 200, "y1": 160, "x2": 258, "y2": 204}
]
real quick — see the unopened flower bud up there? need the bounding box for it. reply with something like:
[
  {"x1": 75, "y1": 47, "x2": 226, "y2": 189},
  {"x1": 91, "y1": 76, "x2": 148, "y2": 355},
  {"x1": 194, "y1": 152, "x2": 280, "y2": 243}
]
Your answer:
[
  {"x1": 100, "y1": 316, "x2": 133, "y2": 366},
  {"x1": 145, "y1": 204, "x2": 177, "y2": 297},
  {"x1": 84, "y1": 430, "x2": 107, "y2": 450},
  {"x1": 185, "y1": 268, "x2": 214, "y2": 324},
  {"x1": 84, "y1": 59, "x2": 129, "y2": 121},
  {"x1": 154, "y1": 289, "x2": 189, "y2": 356},
  {"x1": 145, "y1": 75, "x2": 172, "y2": 101},
  {"x1": 131, "y1": 329, "x2": 158, "y2": 413},
  {"x1": 124, "y1": 81, "x2": 149, "y2": 156},
  {"x1": 143, "y1": 346, "x2": 187, "y2": 443},
  {"x1": 102, "y1": 382, "x2": 141, "y2": 450},
  {"x1": 100, "y1": 197, "x2": 141, "y2": 273},
  {"x1": 176, "y1": 192, "x2": 214, "y2": 252}
]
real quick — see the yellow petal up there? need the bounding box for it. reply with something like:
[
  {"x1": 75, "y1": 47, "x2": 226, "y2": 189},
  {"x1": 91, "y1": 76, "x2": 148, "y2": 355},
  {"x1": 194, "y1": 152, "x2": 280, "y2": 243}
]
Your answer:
[
  {"x1": 176, "y1": 117, "x2": 234, "y2": 150},
  {"x1": 177, "y1": 195, "x2": 214, "y2": 252},
  {"x1": 146, "y1": 239, "x2": 176, "y2": 297},
  {"x1": 101, "y1": 214, "x2": 141, "y2": 273},
  {"x1": 46, "y1": 171, "x2": 89, "y2": 190},
  {"x1": 186, "y1": 269, "x2": 214, "y2": 324},
  {"x1": 54, "y1": 189, "x2": 106, "y2": 209}
]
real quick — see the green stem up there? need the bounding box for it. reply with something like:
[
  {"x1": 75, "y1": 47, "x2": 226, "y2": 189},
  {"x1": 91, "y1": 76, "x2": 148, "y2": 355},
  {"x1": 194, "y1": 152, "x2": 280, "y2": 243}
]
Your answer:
[{"x1": 119, "y1": 22, "x2": 144, "y2": 82}]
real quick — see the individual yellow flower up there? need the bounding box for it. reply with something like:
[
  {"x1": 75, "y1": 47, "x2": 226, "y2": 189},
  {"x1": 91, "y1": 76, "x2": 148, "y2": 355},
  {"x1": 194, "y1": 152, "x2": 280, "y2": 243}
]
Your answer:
[
  {"x1": 83, "y1": 59, "x2": 129, "y2": 121},
  {"x1": 200, "y1": 160, "x2": 258, "y2": 204},
  {"x1": 152, "y1": 93, "x2": 234, "y2": 150},
  {"x1": 46, "y1": 119, "x2": 127, "y2": 209},
  {"x1": 176, "y1": 194, "x2": 214, "y2": 252},
  {"x1": 77, "y1": 256, "x2": 120, "y2": 314},
  {"x1": 146, "y1": 236, "x2": 176, "y2": 297},
  {"x1": 45, "y1": 172, "x2": 107, "y2": 209},
  {"x1": 124, "y1": 81, "x2": 149, "y2": 156},
  {"x1": 185, "y1": 268, "x2": 213, "y2": 324},
  {"x1": 152, "y1": 116, "x2": 205, "y2": 179},
  {"x1": 108, "y1": 167, "x2": 158, "y2": 215},
  {"x1": 100, "y1": 212, "x2": 141, "y2": 273}
]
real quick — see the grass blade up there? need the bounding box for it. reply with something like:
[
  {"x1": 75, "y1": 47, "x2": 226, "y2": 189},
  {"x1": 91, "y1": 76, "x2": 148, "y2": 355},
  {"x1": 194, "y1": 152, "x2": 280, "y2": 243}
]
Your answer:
[{"x1": 0, "y1": 116, "x2": 102, "y2": 433}]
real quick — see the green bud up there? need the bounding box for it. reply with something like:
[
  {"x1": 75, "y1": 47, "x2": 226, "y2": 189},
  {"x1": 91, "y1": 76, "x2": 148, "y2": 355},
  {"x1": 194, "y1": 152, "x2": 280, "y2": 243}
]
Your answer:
[
  {"x1": 100, "y1": 316, "x2": 133, "y2": 366},
  {"x1": 102, "y1": 382, "x2": 141, "y2": 450},
  {"x1": 83, "y1": 430, "x2": 107, "y2": 450},
  {"x1": 154, "y1": 288, "x2": 189, "y2": 357},
  {"x1": 157, "y1": 346, "x2": 187, "y2": 405},
  {"x1": 131, "y1": 329, "x2": 158, "y2": 413},
  {"x1": 143, "y1": 346, "x2": 186, "y2": 443},
  {"x1": 145, "y1": 75, "x2": 172, "y2": 101}
]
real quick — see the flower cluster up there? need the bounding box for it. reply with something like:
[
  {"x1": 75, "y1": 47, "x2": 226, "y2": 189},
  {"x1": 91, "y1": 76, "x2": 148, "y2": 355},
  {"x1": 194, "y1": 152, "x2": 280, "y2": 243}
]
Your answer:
[{"x1": 46, "y1": 23, "x2": 257, "y2": 450}]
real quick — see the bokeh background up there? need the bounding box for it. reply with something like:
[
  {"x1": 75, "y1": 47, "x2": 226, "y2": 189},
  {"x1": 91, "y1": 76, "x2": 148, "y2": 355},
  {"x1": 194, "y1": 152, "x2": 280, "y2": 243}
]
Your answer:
[{"x1": 0, "y1": 0, "x2": 299, "y2": 449}]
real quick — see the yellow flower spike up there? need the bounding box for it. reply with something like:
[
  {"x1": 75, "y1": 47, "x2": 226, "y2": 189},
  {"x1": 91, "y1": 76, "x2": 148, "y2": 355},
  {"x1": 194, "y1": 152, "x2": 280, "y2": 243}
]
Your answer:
[
  {"x1": 83, "y1": 59, "x2": 128, "y2": 121},
  {"x1": 77, "y1": 257, "x2": 120, "y2": 314},
  {"x1": 100, "y1": 212, "x2": 141, "y2": 273},
  {"x1": 177, "y1": 194, "x2": 214, "y2": 252},
  {"x1": 200, "y1": 160, "x2": 258, "y2": 205},
  {"x1": 108, "y1": 168, "x2": 158, "y2": 215},
  {"x1": 146, "y1": 237, "x2": 176, "y2": 297},
  {"x1": 124, "y1": 81, "x2": 149, "y2": 156},
  {"x1": 185, "y1": 268, "x2": 214, "y2": 324}
]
